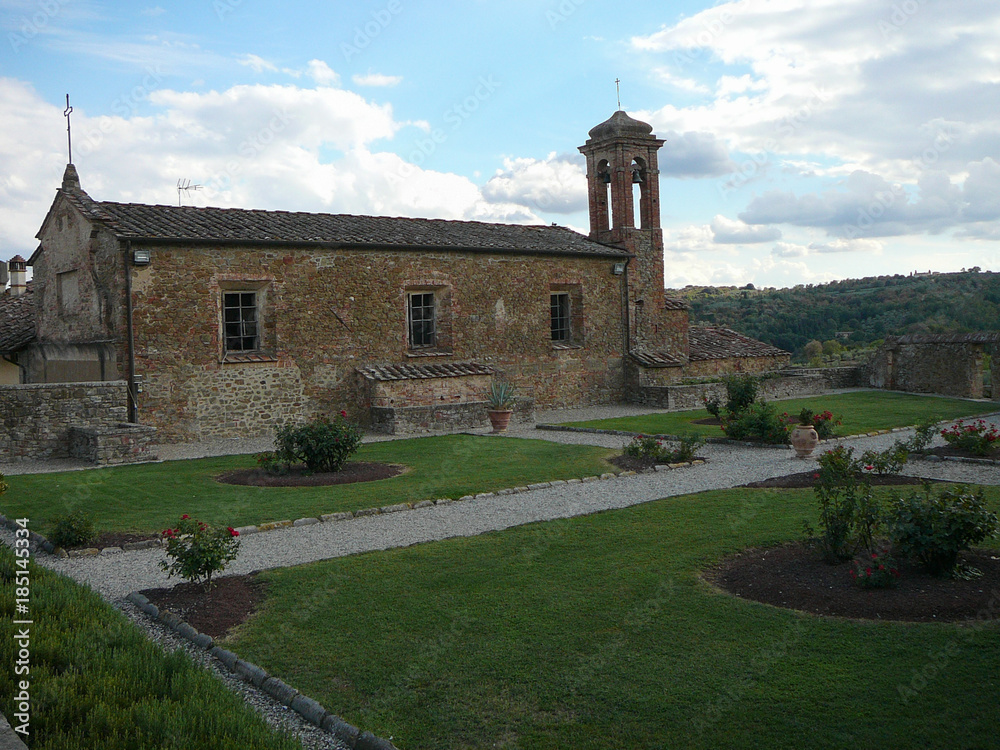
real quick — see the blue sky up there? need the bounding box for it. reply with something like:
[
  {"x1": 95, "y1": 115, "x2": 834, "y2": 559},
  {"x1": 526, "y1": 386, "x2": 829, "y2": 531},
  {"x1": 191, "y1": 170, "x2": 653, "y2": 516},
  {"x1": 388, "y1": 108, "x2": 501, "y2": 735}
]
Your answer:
[{"x1": 2, "y1": 0, "x2": 999, "y2": 288}]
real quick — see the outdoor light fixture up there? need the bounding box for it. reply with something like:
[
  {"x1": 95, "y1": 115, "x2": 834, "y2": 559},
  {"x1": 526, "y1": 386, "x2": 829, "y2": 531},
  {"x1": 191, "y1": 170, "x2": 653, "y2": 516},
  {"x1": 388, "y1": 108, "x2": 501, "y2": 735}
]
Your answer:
[
  {"x1": 612, "y1": 262, "x2": 626, "y2": 276},
  {"x1": 133, "y1": 248, "x2": 151, "y2": 265}
]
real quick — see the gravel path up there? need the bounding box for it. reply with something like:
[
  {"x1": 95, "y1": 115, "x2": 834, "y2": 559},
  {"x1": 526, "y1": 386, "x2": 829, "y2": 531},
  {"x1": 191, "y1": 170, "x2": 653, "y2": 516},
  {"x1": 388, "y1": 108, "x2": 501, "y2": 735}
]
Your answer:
[{"x1": 4, "y1": 406, "x2": 998, "y2": 748}]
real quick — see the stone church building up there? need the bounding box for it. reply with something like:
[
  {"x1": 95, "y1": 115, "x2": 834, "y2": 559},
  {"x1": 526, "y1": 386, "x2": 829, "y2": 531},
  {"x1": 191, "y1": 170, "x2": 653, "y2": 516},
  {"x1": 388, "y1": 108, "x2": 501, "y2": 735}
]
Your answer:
[{"x1": 15, "y1": 111, "x2": 787, "y2": 442}]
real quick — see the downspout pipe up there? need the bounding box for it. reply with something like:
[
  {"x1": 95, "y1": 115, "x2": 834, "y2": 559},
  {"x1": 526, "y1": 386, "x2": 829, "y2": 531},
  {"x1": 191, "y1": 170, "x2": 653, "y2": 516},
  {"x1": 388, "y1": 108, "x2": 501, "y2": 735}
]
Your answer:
[
  {"x1": 124, "y1": 240, "x2": 137, "y2": 423},
  {"x1": 620, "y1": 257, "x2": 632, "y2": 401}
]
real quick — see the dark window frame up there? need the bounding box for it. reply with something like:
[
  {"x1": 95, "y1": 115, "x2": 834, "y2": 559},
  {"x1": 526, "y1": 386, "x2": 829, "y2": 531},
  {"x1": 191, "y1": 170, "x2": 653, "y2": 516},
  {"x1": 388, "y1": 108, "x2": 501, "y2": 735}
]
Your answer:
[
  {"x1": 223, "y1": 290, "x2": 261, "y2": 353},
  {"x1": 550, "y1": 292, "x2": 571, "y2": 342},
  {"x1": 408, "y1": 291, "x2": 437, "y2": 349}
]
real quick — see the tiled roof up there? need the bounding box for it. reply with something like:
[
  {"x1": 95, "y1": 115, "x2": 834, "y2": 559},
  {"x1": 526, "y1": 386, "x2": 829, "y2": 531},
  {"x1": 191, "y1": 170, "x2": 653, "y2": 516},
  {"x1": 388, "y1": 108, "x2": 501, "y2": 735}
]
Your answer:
[
  {"x1": 358, "y1": 362, "x2": 495, "y2": 382},
  {"x1": 84, "y1": 200, "x2": 630, "y2": 258},
  {"x1": 889, "y1": 332, "x2": 1000, "y2": 345},
  {"x1": 629, "y1": 347, "x2": 685, "y2": 368},
  {"x1": 688, "y1": 326, "x2": 788, "y2": 361},
  {"x1": 662, "y1": 297, "x2": 689, "y2": 311},
  {"x1": 0, "y1": 284, "x2": 35, "y2": 353}
]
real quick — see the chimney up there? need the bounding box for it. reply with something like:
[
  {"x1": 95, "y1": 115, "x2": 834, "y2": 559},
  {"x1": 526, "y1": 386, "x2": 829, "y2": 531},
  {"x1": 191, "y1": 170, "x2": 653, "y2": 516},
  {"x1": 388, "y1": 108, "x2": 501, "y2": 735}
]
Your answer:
[{"x1": 9, "y1": 255, "x2": 26, "y2": 297}]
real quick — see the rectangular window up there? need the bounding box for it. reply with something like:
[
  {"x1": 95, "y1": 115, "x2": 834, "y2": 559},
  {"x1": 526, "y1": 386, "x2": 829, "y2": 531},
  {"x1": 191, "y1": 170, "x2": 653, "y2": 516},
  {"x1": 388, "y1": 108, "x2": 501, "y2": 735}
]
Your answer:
[
  {"x1": 223, "y1": 291, "x2": 260, "y2": 352},
  {"x1": 550, "y1": 292, "x2": 571, "y2": 342},
  {"x1": 408, "y1": 292, "x2": 436, "y2": 348}
]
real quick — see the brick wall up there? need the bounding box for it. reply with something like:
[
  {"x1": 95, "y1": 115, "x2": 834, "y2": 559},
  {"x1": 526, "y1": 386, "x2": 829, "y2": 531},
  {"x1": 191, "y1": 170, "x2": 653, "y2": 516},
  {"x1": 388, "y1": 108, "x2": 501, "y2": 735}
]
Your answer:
[{"x1": 0, "y1": 381, "x2": 131, "y2": 461}]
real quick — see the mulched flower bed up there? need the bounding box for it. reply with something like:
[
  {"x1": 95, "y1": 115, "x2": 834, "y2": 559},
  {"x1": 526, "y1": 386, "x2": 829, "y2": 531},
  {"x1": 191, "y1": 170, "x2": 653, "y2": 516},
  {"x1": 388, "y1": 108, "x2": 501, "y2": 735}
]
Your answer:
[
  {"x1": 741, "y1": 471, "x2": 931, "y2": 489},
  {"x1": 140, "y1": 574, "x2": 268, "y2": 638},
  {"x1": 707, "y1": 542, "x2": 1000, "y2": 622},
  {"x1": 216, "y1": 461, "x2": 405, "y2": 487}
]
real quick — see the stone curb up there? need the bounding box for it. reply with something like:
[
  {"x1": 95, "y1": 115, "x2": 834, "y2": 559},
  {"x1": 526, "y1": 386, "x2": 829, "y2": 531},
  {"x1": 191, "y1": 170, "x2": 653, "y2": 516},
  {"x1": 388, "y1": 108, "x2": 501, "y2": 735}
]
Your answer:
[{"x1": 125, "y1": 591, "x2": 398, "y2": 750}]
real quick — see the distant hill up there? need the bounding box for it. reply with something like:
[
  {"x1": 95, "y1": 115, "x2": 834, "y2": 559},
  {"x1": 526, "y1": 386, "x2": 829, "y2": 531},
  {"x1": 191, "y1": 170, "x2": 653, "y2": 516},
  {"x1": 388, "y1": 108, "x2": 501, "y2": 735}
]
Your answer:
[{"x1": 669, "y1": 269, "x2": 1000, "y2": 361}]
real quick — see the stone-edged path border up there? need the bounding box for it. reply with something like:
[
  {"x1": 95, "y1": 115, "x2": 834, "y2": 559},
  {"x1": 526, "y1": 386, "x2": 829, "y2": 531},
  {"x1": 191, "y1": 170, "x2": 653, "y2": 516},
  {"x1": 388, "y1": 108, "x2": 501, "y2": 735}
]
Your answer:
[
  {"x1": 21, "y1": 460, "x2": 708, "y2": 558},
  {"x1": 126, "y1": 590, "x2": 396, "y2": 750}
]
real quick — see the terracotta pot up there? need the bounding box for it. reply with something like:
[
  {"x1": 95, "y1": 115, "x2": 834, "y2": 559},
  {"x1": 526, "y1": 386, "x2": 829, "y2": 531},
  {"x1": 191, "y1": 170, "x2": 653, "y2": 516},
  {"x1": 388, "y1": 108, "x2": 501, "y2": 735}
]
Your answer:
[
  {"x1": 487, "y1": 409, "x2": 513, "y2": 433},
  {"x1": 790, "y1": 424, "x2": 819, "y2": 458}
]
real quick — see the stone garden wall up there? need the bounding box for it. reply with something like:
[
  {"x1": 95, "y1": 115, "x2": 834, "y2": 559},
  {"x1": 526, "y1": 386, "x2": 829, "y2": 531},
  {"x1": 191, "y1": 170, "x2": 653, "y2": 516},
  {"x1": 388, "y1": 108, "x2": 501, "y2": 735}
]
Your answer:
[{"x1": 0, "y1": 381, "x2": 156, "y2": 463}]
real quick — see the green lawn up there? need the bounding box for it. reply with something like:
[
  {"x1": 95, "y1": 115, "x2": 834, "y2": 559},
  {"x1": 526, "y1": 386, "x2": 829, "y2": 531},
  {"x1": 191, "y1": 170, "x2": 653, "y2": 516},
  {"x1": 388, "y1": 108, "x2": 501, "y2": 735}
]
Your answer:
[
  {"x1": 227, "y1": 485, "x2": 1000, "y2": 750},
  {"x1": 0, "y1": 547, "x2": 303, "y2": 750},
  {"x1": 0, "y1": 435, "x2": 616, "y2": 536},
  {"x1": 559, "y1": 391, "x2": 999, "y2": 438}
]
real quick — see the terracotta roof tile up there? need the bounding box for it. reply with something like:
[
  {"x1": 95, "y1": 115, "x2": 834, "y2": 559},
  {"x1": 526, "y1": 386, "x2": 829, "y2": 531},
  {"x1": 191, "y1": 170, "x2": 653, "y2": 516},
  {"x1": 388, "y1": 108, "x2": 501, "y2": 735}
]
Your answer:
[
  {"x1": 629, "y1": 348, "x2": 685, "y2": 368},
  {"x1": 889, "y1": 333, "x2": 1000, "y2": 345},
  {"x1": 0, "y1": 284, "x2": 35, "y2": 353},
  {"x1": 358, "y1": 362, "x2": 495, "y2": 382},
  {"x1": 662, "y1": 297, "x2": 689, "y2": 311},
  {"x1": 90, "y1": 201, "x2": 630, "y2": 258},
  {"x1": 688, "y1": 326, "x2": 788, "y2": 361}
]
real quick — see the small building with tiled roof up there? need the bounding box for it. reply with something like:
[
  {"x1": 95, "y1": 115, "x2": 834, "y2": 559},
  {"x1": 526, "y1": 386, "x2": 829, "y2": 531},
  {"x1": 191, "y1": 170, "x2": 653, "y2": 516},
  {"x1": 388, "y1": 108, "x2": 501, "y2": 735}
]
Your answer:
[
  {"x1": 22, "y1": 113, "x2": 788, "y2": 440},
  {"x1": 0, "y1": 279, "x2": 35, "y2": 384}
]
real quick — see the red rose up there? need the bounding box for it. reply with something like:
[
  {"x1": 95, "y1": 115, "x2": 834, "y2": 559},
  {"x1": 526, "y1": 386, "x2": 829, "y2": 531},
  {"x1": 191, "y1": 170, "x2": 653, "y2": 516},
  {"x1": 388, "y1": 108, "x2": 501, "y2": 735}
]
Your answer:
[
  {"x1": 228, "y1": 527, "x2": 239, "y2": 537},
  {"x1": 340, "y1": 410, "x2": 347, "y2": 418}
]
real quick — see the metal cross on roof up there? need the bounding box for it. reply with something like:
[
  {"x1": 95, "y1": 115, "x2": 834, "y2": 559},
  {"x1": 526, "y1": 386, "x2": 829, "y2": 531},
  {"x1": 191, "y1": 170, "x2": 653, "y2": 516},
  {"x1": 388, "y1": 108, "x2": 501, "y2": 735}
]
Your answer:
[{"x1": 64, "y1": 94, "x2": 73, "y2": 164}]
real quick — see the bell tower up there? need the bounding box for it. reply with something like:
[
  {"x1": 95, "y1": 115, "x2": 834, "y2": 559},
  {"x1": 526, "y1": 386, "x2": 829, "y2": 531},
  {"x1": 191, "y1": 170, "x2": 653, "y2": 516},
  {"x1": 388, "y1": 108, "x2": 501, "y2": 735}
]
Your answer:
[{"x1": 579, "y1": 111, "x2": 671, "y2": 351}]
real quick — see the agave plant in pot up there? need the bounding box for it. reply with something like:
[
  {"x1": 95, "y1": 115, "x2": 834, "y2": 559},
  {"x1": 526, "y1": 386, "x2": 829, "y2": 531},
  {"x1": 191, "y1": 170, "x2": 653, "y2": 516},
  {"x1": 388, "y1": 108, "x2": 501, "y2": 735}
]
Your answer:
[{"x1": 485, "y1": 377, "x2": 516, "y2": 433}]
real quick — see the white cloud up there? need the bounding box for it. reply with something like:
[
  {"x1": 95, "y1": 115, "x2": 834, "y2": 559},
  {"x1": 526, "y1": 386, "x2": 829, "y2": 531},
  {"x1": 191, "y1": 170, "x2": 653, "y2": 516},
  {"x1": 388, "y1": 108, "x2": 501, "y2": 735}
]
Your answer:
[
  {"x1": 808, "y1": 238, "x2": 883, "y2": 254},
  {"x1": 657, "y1": 130, "x2": 735, "y2": 178},
  {"x1": 237, "y1": 54, "x2": 278, "y2": 74},
  {"x1": 651, "y1": 67, "x2": 709, "y2": 95},
  {"x1": 710, "y1": 215, "x2": 781, "y2": 244},
  {"x1": 352, "y1": 72, "x2": 402, "y2": 87},
  {"x1": 0, "y1": 77, "x2": 524, "y2": 255},
  {"x1": 481, "y1": 152, "x2": 587, "y2": 215},
  {"x1": 771, "y1": 242, "x2": 808, "y2": 258},
  {"x1": 306, "y1": 59, "x2": 340, "y2": 87}
]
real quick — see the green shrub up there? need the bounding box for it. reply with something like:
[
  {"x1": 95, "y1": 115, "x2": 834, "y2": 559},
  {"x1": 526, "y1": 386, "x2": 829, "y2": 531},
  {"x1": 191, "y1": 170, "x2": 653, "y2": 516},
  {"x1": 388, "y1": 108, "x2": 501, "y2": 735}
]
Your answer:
[
  {"x1": 702, "y1": 394, "x2": 722, "y2": 419},
  {"x1": 850, "y1": 548, "x2": 900, "y2": 589},
  {"x1": 812, "y1": 446, "x2": 881, "y2": 562},
  {"x1": 275, "y1": 411, "x2": 362, "y2": 473},
  {"x1": 161, "y1": 515, "x2": 241, "y2": 590},
  {"x1": 722, "y1": 401, "x2": 789, "y2": 444},
  {"x1": 622, "y1": 433, "x2": 704, "y2": 464},
  {"x1": 254, "y1": 451, "x2": 288, "y2": 476},
  {"x1": 47, "y1": 510, "x2": 96, "y2": 549},
  {"x1": 940, "y1": 419, "x2": 1000, "y2": 457},
  {"x1": 890, "y1": 485, "x2": 999, "y2": 577},
  {"x1": 905, "y1": 416, "x2": 940, "y2": 452},
  {"x1": 860, "y1": 443, "x2": 909, "y2": 475},
  {"x1": 0, "y1": 472, "x2": 7, "y2": 497},
  {"x1": 722, "y1": 373, "x2": 760, "y2": 416}
]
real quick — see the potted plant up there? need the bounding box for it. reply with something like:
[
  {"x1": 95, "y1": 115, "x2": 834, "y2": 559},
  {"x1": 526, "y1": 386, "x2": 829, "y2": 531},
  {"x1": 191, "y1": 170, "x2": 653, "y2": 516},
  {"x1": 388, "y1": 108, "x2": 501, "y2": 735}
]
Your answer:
[
  {"x1": 485, "y1": 377, "x2": 516, "y2": 433},
  {"x1": 790, "y1": 408, "x2": 820, "y2": 458}
]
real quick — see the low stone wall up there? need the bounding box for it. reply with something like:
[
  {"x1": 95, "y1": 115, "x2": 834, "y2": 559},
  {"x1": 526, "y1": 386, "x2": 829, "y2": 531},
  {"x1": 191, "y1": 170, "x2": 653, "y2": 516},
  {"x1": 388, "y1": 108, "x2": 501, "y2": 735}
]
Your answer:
[
  {"x1": 69, "y1": 423, "x2": 159, "y2": 465},
  {"x1": 635, "y1": 368, "x2": 861, "y2": 410},
  {"x1": 371, "y1": 399, "x2": 535, "y2": 435},
  {"x1": 0, "y1": 380, "x2": 154, "y2": 463},
  {"x1": 864, "y1": 337, "x2": 998, "y2": 400}
]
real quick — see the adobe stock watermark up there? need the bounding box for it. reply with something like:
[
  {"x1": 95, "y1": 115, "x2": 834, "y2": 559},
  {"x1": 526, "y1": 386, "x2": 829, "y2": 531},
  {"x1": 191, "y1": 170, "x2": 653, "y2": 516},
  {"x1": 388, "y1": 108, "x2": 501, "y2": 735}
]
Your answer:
[
  {"x1": 719, "y1": 86, "x2": 832, "y2": 198},
  {"x1": 340, "y1": 0, "x2": 403, "y2": 62},
  {"x1": 547, "y1": 0, "x2": 585, "y2": 29},
  {"x1": 672, "y1": 0, "x2": 753, "y2": 67},
  {"x1": 200, "y1": 107, "x2": 293, "y2": 195},
  {"x1": 8, "y1": 0, "x2": 68, "y2": 53},
  {"x1": 840, "y1": 128, "x2": 954, "y2": 240},
  {"x1": 12, "y1": 518, "x2": 33, "y2": 738},
  {"x1": 879, "y1": 0, "x2": 927, "y2": 40},
  {"x1": 897, "y1": 586, "x2": 1000, "y2": 705},
  {"x1": 387, "y1": 75, "x2": 501, "y2": 184},
  {"x1": 75, "y1": 67, "x2": 165, "y2": 158}
]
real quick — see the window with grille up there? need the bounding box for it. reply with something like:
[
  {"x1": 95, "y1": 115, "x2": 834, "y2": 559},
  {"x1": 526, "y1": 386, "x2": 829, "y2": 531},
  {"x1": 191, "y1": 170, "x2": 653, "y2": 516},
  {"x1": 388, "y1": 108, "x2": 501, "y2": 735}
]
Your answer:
[
  {"x1": 550, "y1": 292, "x2": 571, "y2": 342},
  {"x1": 223, "y1": 291, "x2": 260, "y2": 352},
  {"x1": 408, "y1": 292, "x2": 436, "y2": 348}
]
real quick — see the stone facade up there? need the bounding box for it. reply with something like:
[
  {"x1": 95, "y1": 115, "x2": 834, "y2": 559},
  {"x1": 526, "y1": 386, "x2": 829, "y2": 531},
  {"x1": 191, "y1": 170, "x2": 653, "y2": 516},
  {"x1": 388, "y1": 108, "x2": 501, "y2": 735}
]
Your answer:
[
  {"x1": 69, "y1": 423, "x2": 158, "y2": 465},
  {"x1": 865, "y1": 334, "x2": 999, "y2": 400},
  {"x1": 0, "y1": 381, "x2": 145, "y2": 461}
]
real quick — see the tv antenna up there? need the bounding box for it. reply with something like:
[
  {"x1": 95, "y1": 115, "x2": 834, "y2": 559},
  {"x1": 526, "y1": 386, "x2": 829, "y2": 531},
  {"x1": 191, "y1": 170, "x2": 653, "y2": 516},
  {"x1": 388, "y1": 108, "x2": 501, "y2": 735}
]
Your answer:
[{"x1": 177, "y1": 178, "x2": 202, "y2": 206}]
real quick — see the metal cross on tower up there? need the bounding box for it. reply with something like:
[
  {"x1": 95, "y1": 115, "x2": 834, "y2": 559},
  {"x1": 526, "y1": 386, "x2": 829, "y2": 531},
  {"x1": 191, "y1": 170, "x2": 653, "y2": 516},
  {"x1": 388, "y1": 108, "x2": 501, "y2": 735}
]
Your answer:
[{"x1": 64, "y1": 94, "x2": 73, "y2": 164}]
